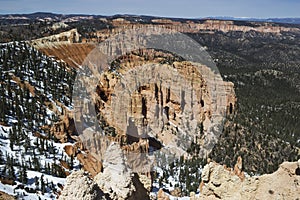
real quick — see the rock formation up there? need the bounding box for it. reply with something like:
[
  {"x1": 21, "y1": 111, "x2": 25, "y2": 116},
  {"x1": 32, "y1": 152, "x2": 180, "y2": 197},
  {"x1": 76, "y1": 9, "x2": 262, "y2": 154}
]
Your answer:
[
  {"x1": 48, "y1": 101, "x2": 76, "y2": 143},
  {"x1": 31, "y1": 29, "x2": 95, "y2": 67},
  {"x1": 76, "y1": 46, "x2": 236, "y2": 162},
  {"x1": 59, "y1": 143, "x2": 150, "y2": 200},
  {"x1": 59, "y1": 170, "x2": 107, "y2": 200},
  {"x1": 76, "y1": 152, "x2": 103, "y2": 177},
  {"x1": 94, "y1": 143, "x2": 149, "y2": 200},
  {"x1": 32, "y1": 28, "x2": 80, "y2": 45},
  {"x1": 0, "y1": 191, "x2": 15, "y2": 200},
  {"x1": 233, "y1": 156, "x2": 245, "y2": 181},
  {"x1": 157, "y1": 188, "x2": 170, "y2": 200},
  {"x1": 64, "y1": 144, "x2": 76, "y2": 157},
  {"x1": 198, "y1": 159, "x2": 300, "y2": 200}
]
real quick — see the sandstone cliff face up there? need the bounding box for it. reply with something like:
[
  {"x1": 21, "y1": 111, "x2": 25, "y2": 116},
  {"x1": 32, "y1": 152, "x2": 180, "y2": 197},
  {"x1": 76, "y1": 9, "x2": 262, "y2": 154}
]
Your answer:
[
  {"x1": 147, "y1": 19, "x2": 299, "y2": 34},
  {"x1": 31, "y1": 29, "x2": 95, "y2": 68},
  {"x1": 76, "y1": 44, "x2": 236, "y2": 163},
  {"x1": 49, "y1": 101, "x2": 76, "y2": 143},
  {"x1": 198, "y1": 160, "x2": 300, "y2": 200}
]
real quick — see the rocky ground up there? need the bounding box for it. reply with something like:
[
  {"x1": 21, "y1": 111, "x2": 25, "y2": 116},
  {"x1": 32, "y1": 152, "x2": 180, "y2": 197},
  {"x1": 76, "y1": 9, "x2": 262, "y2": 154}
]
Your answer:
[{"x1": 58, "y1": 157, "x2": 300, "y2": 200}]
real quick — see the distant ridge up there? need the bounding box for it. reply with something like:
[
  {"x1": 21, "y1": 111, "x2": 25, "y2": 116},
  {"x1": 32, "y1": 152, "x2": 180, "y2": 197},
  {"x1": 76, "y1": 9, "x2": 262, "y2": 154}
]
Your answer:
[
  {"x1": 0, "y1": 12, "x2": 300, "y2": 24},
  {"x1": 206, "y1": 16, "x2": 300, "y2": 24}
]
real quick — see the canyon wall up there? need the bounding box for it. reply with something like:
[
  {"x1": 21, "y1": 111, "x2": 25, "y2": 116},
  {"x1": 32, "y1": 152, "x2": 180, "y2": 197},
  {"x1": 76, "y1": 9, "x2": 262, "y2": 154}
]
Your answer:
[{"x1": 31, "y1": 24, "x2": 237, "y2": 175}]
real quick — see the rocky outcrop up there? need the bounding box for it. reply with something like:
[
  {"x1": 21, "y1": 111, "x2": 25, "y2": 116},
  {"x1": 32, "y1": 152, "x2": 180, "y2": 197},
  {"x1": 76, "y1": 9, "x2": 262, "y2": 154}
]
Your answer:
[
  {"x1": 198, "y1": 159, "x2": 300, "y2": 200},
  {"x1": 59, "y1": 143, "x2": 149, "y2": 200},
  {"x1": 49, "y1": 106, "x2": 76, "y2": 143},
  {"x1": 64, "y1": 144, "x2": 76, "y2": 157},
  {"x1": 76, "y1": 152, "x2": 103, "y2": 177},
  {"x1": 32, "y1": 29, "x2": 80, "y2": 45},
  {"x1": 233, "y1": 156, "x2": 245, "y2": 181},
  {"x1": 157, "y1": 188, "x2": 170, "y2": 200},
  {"x1": 59, "y1": 170, "x2": 107, "y2": 200},
  {"x1": 31, "y1": 29, "x2": 95, "y2": 68},
  {"x1": 0, "y1": 191, "x2": 16, "y2": 200},
  {"x1": 94, "y1": 143, "x2": 149, "y2": 200}
]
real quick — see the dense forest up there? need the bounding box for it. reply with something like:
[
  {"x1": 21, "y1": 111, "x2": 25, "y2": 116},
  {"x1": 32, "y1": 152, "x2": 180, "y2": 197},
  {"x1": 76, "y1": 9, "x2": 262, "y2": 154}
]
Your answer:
[
  {"x1": 0, "y1": 42, "x2": 77, "y2": 197},
  {"x1": 189, "y1": 30, "x2": 300, "y2": 174}
]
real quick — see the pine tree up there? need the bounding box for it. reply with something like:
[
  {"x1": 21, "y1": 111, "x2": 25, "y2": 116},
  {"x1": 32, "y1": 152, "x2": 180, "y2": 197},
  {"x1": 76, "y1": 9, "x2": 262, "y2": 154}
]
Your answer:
[
  {"x1": 69, "y1": 155, "x2": 74, "y2": 170},
  {"x1": 6, "y1": 155, "x2": 16, "y2": 180},
  {"x1": 33, "y1": 157, "x2": 41, "y2": 171},
  {"x1": 46, "y1": 163, "x2": 51, "y2": 175},
  {"x1": 0, "y1": 150, "x2": 3, "y2": 165},
  {"x1": 28, "y1": 157, "x2": 32, "y2": 170},
  {"x1": 40, "y1": 175, "x2": 46, "y2": 194},
  {"x1": 24, "y1": 135, "x2": 31, "y2": 153},
  {"x1": 8, "y1": 129, "x2": 15, "y2": 150},
  {"x1": 34, "y1": 176, "x2": 39, "y2": 190},
  {"x1": 19, "y1": 161, "x2": 28, "y2": 184}
]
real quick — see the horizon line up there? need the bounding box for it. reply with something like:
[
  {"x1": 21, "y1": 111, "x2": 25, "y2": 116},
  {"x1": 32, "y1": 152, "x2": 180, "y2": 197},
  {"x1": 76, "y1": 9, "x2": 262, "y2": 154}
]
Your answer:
[{"x1": 0, "y1": 12, "x2": 299, "y2": 20}]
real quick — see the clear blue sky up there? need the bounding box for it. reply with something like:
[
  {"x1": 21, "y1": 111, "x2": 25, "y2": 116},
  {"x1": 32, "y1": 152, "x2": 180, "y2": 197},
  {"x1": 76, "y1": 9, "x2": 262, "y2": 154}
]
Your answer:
[{"x1": 0, "y1": 0, "x2": 299, "y2": 18}]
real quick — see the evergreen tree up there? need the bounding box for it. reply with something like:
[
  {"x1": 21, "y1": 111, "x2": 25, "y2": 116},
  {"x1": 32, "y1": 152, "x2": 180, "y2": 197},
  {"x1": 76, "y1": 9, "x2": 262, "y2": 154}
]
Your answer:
[
  {"x1": 33, "y1": 156, "x2": 41, "y2": 171},
  {"x1": 24, "y1": 135, "x2": 31, "y2": 153},
  {"x1": 6, "y1": 155, "x2": 16, "y2": 180},
  {"x1": 34, "y1": 176, "x2": 39, "y2": 190},
  {"x1": 0, "y1": 150, "x2": 3, "y2": 165},
  {"x1": 8, "y1": 129, "x2": 15, "y2": 150},
  {"x1": 19, "y1": 161, "x2": 28, "y2": 184},
  {"x1": 40, "y1": 175, "x2": 46, "y2": 194}
]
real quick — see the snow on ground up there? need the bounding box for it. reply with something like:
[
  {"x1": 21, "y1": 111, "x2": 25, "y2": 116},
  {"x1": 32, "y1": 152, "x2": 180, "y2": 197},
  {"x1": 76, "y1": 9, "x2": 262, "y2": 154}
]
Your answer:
[
  {"x1": 0, "y1": 124, "x2": 80, "y2": 199},
  {"x1": 0, "y1": 169, "x2": 65, "y2": 200}
]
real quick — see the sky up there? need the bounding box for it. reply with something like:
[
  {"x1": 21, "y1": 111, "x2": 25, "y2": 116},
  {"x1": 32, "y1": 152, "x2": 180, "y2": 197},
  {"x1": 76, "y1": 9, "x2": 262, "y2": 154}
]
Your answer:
[{"x1": 0, "y1": 0, "x2": 299, "y2": 18}]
